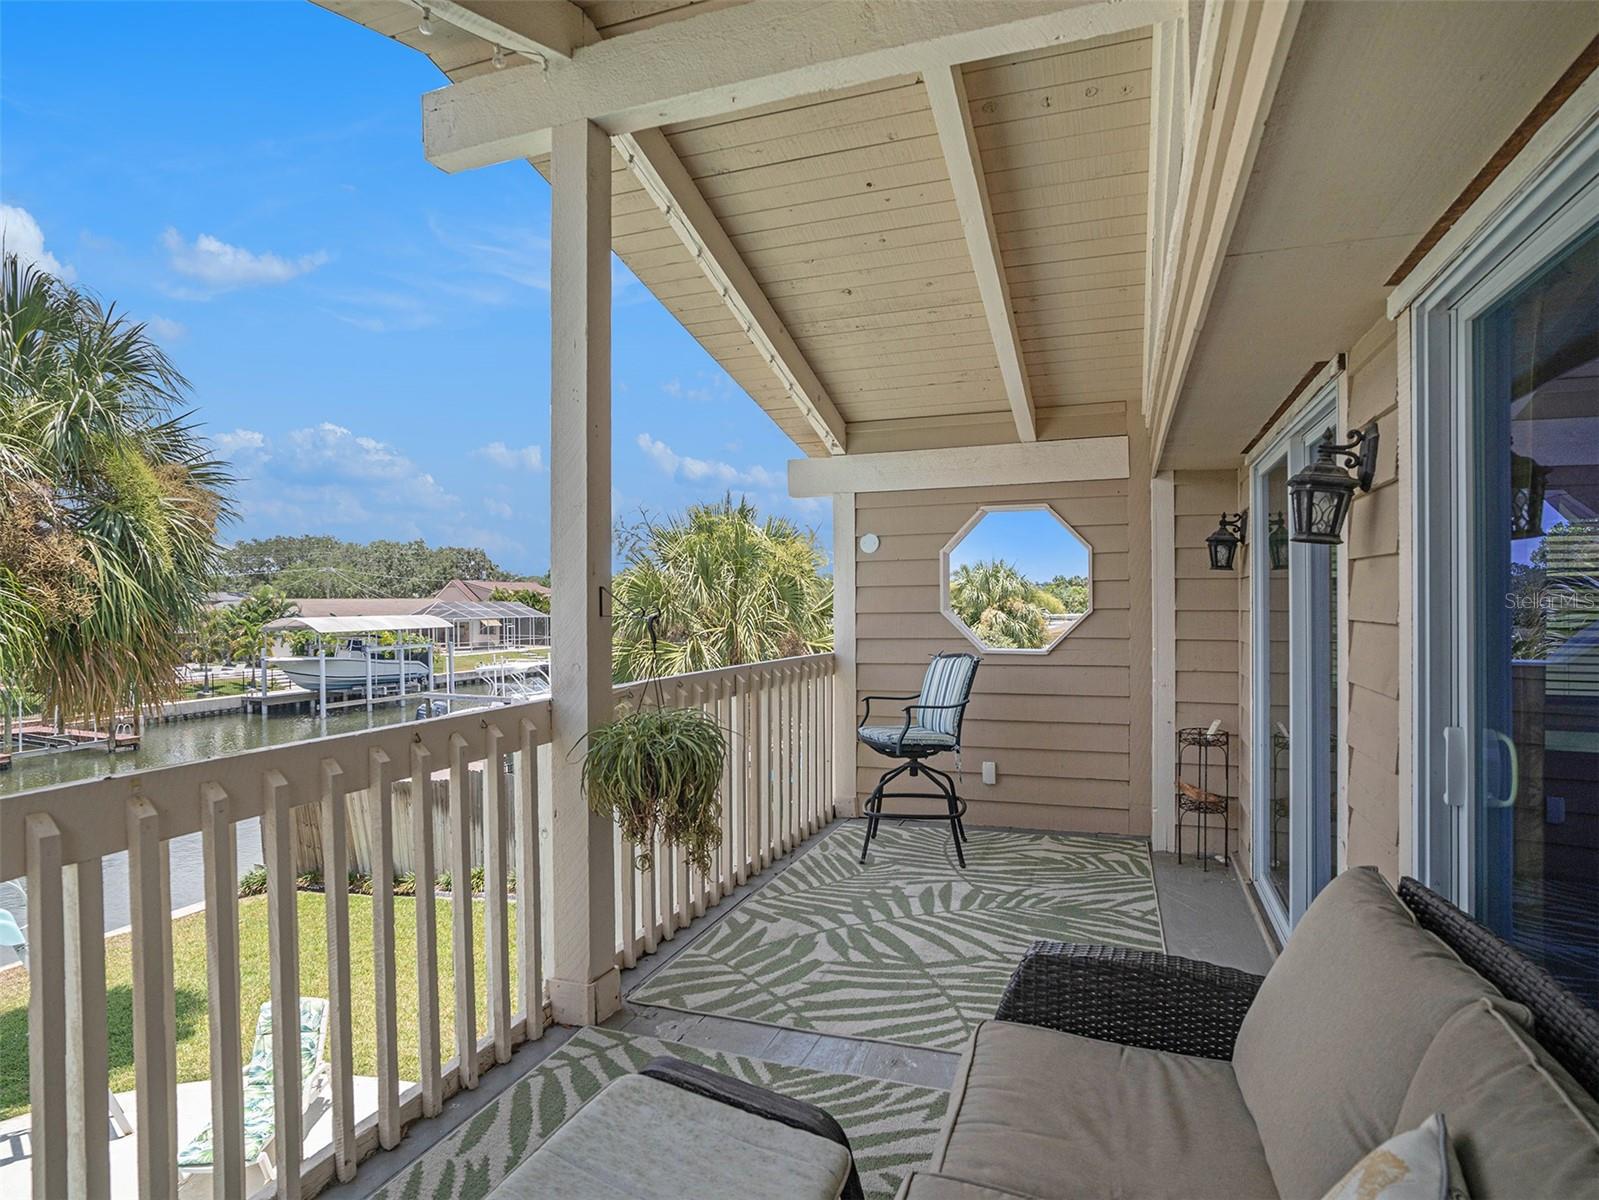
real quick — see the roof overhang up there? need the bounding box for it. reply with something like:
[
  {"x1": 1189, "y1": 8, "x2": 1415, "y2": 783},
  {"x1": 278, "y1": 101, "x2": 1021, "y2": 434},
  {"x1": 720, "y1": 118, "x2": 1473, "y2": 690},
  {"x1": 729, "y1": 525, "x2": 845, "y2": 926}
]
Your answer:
[{"x1": 264, "y1": 615, "x2": 455, "y2": 634}]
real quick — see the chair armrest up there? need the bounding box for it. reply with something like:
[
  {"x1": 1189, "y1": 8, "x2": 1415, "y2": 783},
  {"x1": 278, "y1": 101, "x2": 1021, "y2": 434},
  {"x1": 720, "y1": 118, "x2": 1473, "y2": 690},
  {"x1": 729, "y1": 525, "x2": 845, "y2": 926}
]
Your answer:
[
  {"x1": 639, "y1": 1057, "x2": 863, "y2": 1200},
  {"x1": 994, "y1": 942, "x2": 1264, "y2": 1061},
  {"x1": 858, "y1": 694, "x2": 920, "y2": 728}
]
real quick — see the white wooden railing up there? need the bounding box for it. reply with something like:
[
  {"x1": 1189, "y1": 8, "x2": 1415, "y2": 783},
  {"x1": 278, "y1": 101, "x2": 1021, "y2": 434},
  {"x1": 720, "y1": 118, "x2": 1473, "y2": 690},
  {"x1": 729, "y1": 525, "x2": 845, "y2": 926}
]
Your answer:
[
  {"x1": 1, "y1": 652, "x2": 835, "y2": 1200},
  {"x1": 611, "y1": 654, "x2": 836, "y2": 967}
]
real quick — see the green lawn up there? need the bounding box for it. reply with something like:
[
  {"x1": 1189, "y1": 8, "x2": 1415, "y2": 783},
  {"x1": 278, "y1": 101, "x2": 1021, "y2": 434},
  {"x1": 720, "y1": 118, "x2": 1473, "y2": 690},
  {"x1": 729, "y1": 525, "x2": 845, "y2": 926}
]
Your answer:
[
  {"x1": 0, "y1": 892, "x2": 518, "y2": 1119},
  {"x1": 178, "y1": 677, "x2": 256, "y2": 698}
]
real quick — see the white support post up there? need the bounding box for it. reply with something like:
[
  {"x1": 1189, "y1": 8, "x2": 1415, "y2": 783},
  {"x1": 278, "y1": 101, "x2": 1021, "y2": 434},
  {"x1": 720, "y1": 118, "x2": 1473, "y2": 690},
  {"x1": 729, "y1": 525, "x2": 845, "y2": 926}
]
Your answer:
[
  {"x1": 366, "y1": 638, "x2": 374, "y2": 719},
  {"x1": 547, "y1": 117, "x2": 619, "y2": 1026},
  {"x1": 318, "y1": 640, "x2": 327, "y2": 733},
  {"x1": 832, "y1": 495, "x2": 858, "y2": 817},
  {"x1": 1151, "y1": 472, "x2": 1178, "y2": 851}
]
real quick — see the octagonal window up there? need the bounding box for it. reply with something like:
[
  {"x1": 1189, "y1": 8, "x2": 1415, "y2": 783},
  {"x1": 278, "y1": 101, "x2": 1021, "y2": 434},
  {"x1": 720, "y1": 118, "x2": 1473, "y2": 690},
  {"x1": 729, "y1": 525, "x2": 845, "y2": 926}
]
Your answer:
[{"x1": 941, "y1": 504, "x2": 1093, "y2": 654}]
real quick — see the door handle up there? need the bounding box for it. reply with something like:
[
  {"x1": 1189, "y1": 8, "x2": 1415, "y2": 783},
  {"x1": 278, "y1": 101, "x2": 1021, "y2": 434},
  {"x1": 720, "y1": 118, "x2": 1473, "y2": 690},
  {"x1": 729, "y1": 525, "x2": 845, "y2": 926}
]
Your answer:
[{"x1": 1484, "y1": 729, "x2": 1519, "y2": 810}]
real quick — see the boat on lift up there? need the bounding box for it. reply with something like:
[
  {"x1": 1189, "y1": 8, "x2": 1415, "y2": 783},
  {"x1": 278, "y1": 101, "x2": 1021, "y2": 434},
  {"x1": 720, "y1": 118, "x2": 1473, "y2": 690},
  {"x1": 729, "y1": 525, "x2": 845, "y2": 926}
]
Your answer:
[{"x1": 271, "y1": 638, "x2": 431, "y2": 693}]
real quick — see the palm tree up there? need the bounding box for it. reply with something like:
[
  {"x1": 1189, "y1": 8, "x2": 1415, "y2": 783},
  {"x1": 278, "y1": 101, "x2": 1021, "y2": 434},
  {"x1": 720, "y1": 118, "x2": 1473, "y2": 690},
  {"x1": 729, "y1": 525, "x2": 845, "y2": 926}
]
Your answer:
[
  {"x1": 610, "y1": 497, "x2": 832, "y2": 682},
  {"x1": 0, "y1": 254, "x2": 234, "y2": 720},
  {"x1": 949, "y1": 558, "x2": 1050, "y2": 649}
]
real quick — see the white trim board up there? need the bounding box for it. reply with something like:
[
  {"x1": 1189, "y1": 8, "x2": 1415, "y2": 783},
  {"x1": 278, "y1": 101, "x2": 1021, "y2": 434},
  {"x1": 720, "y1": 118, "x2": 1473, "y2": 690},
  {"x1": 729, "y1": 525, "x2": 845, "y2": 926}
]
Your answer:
[
  {"x1": 423, "y1": 0, "x2": 1182, "y2": 171},
  {"x1": 787, "y1": 436, "x2": 1129, "y2": 497}
]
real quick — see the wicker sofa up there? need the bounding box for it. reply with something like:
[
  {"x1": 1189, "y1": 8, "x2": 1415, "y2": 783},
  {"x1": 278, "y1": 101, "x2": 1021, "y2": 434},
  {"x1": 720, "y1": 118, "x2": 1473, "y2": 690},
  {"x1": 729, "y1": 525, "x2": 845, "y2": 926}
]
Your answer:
[{"x1": 897, "y1": 868, "x2": 1599, "y2": 1200}]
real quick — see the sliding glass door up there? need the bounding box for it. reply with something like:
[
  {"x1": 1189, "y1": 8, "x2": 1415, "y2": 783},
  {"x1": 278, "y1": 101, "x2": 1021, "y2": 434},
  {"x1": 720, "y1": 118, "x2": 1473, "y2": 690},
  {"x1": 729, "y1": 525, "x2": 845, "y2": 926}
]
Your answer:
[
  {"x1": 1252, "y1": 391, "x2": 1340, "y2": 935},
  {"x1": 1415, "y1": 138, "x2": 1597, "y2": 1006},
  {"x1": 1467, "y1": 221, "x2": 1597, "y2": 1002}
]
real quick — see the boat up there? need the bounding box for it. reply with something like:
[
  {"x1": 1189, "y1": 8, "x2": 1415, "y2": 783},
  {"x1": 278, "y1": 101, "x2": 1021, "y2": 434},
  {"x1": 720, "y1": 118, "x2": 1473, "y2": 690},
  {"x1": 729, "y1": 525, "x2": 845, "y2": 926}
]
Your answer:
[{"x1": 270, "y1": 639, "x2": 432, "y2": 693}]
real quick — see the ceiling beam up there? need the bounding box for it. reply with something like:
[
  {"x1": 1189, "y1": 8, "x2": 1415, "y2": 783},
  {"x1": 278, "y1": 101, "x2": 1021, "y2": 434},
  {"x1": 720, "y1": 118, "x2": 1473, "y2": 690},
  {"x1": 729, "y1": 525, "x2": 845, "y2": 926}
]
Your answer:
[
  {"x1": 424, "y1": 0, "x2": 1183, "y2": 172},
  {"x1": 923, "y1": 62, "x2": 1036, "y2": 443},
  {"x1": 1144, "y1": 0, "x2": 1302, "y2": 466},
  {"x1": 617, "y1": 128, "x2": 848, "y2": 455},
  {"x1": 788, "y1": 436, "x2": 1129, "y2": 497},
  {"x1": 424, "y1": 1, "x2": 597, "y2": 61}
]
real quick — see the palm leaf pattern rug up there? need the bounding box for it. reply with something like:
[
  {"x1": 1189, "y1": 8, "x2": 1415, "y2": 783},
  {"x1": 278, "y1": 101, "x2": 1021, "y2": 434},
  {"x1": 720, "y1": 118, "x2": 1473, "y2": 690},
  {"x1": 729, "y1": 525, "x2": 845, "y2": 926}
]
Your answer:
[
  {"x1": 629, "y1": 823, "x2": 1165, "y2": 1050},
  {"x1": 369, "y1": 1026, "x2": 948, "y2": 1200}
]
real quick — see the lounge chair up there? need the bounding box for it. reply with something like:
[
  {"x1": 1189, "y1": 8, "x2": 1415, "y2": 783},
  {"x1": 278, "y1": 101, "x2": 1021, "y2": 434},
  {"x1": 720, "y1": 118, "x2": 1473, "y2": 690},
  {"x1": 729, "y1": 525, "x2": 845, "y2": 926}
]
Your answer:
[{"x1": 177, "y1": 997, "x2": 332, "y2": 1188}]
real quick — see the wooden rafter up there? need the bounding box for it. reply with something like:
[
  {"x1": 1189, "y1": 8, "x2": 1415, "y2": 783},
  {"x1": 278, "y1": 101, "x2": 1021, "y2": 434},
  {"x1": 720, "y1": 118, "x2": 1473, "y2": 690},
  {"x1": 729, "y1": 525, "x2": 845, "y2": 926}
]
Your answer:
[
  {"x1": 617, "y1": 128, "x2": 848, "y2": 455},
  {"x1": 923, "y1": 61, "x2": 1036, "y2": 443}
]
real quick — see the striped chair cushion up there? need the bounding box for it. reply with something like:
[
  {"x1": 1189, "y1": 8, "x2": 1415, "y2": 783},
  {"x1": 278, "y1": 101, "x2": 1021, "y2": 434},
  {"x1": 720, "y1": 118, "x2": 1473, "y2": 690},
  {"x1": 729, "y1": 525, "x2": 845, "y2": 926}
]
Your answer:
[
  {"x1": 858, "y1": 725, "x2": 957, "y2": 754},
  {"x1": 917, "y1": 654, "x2": 976, "y2": 738}
]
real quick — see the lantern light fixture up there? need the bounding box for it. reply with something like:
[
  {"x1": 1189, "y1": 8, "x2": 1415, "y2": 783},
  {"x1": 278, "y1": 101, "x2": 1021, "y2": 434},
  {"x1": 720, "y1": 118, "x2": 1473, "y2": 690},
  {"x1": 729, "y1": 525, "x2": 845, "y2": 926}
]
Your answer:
[
  {"x1": 1510, "y1": 451, "x2": 1549, "y2": 540},
  {"x1": 1206, "y1": 511, "x2": 1248, "y2": 571},
  {"x1": 1268, "y1": 512, "x2": 1289, "y2": 571},
  {"x1": 1287, "y1": 423, "x2": 1380, "y2": 545}
]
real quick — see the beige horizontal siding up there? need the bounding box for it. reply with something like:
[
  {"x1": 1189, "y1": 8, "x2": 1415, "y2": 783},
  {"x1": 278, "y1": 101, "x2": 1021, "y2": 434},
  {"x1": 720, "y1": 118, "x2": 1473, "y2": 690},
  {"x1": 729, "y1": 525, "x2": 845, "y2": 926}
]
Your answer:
[
  {"x1": 853, "y1": 478, "x2": 1138, "y2": 834},
  {"x1": 1171, "y1": 471, "x2": 1243, "y2": 860},
  {"x1": 1343, "y1": 318, "x2": 1402, "y2": 880}
]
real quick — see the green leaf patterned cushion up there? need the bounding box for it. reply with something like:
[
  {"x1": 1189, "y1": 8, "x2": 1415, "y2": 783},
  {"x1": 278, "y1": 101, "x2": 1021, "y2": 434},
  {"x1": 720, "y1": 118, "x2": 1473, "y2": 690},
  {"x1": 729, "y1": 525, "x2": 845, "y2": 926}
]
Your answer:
[{"x1": 177, "y1": 997, "x2": 328, "y2": 1169}]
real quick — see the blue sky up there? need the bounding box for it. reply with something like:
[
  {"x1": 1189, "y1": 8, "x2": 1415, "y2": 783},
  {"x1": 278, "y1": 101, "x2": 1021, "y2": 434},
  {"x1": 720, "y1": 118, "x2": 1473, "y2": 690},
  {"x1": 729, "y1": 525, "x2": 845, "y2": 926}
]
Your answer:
[
  {"x1": 0, "y1": 0, "x2": 827, "y2": 576},
  {"x1": 948, "y1": 510, "x2": 1090, "y2": 583}
]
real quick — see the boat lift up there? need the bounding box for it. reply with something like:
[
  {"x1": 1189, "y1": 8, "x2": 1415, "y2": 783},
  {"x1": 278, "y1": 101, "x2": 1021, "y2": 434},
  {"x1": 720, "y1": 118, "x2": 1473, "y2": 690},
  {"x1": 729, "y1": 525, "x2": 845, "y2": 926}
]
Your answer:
[{"x1": 260, "y1": 613, "x2": 465, "y2": 728}]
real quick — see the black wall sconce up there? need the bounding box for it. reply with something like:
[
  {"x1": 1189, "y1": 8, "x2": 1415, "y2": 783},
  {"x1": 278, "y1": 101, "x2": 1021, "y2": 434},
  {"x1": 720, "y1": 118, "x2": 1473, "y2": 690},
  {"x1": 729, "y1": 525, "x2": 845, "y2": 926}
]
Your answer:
[
  {"x1": 1288, "y1": 423, "x2": 1379, "y2": 544},
  {"x1": 1510, "y1": 451, "x2": 1548, "y2": 540},
  {"x1": 1268, "y1": 513, "x2": 1288, "y2": 571},
  {"x1": 1206, "y1": 511, "x2": 1248, "y2": 571}
]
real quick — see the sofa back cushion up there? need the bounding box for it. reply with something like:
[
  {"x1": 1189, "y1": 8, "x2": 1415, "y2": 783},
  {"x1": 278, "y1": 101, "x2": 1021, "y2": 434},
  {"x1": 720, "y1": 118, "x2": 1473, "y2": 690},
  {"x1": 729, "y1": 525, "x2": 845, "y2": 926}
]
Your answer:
[
  {"x1": 1396, "y1": 997, "x2": 1599, "y2": 1199},
  {"x1": 1232, "y1": 867, "x2": 1518, "y2": 1199}
]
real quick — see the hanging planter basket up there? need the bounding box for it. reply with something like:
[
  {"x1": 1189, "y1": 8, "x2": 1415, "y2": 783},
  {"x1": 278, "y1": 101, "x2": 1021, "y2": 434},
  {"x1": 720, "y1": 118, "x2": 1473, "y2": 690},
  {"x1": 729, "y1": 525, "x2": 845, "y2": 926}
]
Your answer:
[
  {"x1": 582, "y1": 607, "x2": 728, "y2": 874},
  {"x1": 582, "y1": 704, "x2": 728, "y2": 873}
]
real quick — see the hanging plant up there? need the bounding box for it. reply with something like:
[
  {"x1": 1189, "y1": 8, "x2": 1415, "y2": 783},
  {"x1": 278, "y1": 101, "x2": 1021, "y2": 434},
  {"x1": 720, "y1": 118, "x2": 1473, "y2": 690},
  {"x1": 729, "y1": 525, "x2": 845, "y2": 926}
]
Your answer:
[{"x1": 582, "y1": 609, "x2": 728, "y2": 873}]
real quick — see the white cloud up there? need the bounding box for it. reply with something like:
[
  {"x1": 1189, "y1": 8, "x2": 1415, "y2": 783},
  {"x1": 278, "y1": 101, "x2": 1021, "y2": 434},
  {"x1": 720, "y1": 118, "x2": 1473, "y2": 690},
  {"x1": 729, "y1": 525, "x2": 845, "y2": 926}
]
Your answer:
[
  {"x1": 146, "y1": 315, "x2": 186, "y2": 341},
  {"x1": 428, "y1": 217, "x2": 549, "y2": 293},
  {"x1": 636, "y1": 433, "x2": 783, "y2": 489},
  {"x1": 476, "y1": 441, "x2": 544, "y2": 472},
  {"x1": 483, "y1": 497, "x2": 514, "y2": 519},
  {"x1": 162, "y1": 227, "x2": 327, "y2": 289},
  {"x1": 1, "y1": 204, "x2": 73, "y2": 280},
  {"x1": 214, "y1": 428, "x2": 268, "y2": 459}
]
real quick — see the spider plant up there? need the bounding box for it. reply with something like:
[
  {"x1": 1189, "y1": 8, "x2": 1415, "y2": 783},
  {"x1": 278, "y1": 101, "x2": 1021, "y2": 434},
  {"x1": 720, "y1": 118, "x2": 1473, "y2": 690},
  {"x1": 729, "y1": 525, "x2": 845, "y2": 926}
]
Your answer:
[{"x1": 582, "y1": 704, "x2": 728, "y2": 873}]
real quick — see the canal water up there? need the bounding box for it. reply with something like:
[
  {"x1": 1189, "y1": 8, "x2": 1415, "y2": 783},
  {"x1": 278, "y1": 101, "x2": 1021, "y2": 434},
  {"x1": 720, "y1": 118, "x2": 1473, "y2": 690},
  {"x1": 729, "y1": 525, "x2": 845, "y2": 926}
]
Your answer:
[{"x1": 0, "y1": 689, "x2": 495, "y2": 964}]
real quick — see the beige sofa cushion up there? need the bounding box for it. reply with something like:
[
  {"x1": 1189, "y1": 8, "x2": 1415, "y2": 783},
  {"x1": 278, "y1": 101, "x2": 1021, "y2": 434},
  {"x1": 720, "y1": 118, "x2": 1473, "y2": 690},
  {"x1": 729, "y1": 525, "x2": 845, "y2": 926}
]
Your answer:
[
  {"x1": 1232, "y1": 868, "x2": 1519, "y2": 1200},
  {"x1": 934, "y1": 1020, "x2": 1278, "y2": 1199},
  {"x1": 895, "y1": 1171, "x2": 1037, "y2": 1199},
  {"x1": 492, "y1": 1072, "x2": 852, "y2": 1199},
  {"x1": 1396, "y1": 998, "x2": 1599, "y2": 1200}
]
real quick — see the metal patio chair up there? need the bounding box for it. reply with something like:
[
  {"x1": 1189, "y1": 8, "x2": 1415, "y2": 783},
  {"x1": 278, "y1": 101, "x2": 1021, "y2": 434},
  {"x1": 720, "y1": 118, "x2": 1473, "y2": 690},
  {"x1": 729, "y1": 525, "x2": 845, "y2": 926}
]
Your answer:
[{"x1": 857, "y1": 651, "x2": 980, "y2": 868}]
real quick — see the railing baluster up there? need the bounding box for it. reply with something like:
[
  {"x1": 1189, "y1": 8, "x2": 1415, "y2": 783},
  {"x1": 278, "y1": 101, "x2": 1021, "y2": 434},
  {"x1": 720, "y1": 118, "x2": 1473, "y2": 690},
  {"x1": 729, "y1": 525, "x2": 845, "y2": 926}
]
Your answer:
[
  {"x1": 368, "y1": 748, "x2": 402, "y2": 1150},
  {"x1": 26, "y1": 814, "x2": 67, "y2": 1200},
  {"x1": 128, "y1": 797, "x2": 178, "y2": 1200},
  {"x1": 64, "y1": 851, "x2": 110, "y2": 1200},
  {"x1": 716, "y1": 678, "x2": 734, "y2": 902},
  {"x1": 261, "y1": 771, "x2": 302, "y2": 1200},
  {"x1": 809, "y1": 662, "x2": 822, "y2": 835},
  {"x1": 410, "y1": 743, "x2": 442, "y2": 1117},
  {"x1": 782, "y1": 667, "x2": 796, "y2": 855},
  {"x1": 688, "y1": 682, "x2": 708, "y2": 919},
  {"x1": 201, "y1": 784, "x2": 245, "y2": 1198},
  {"x1": 737, "y1": 677, "x2": 754, "y2": 884},
  {"x1": 639, "y1": 832, "x2": 658, "y2": 955},
  {"x1": 321, "y1": 759, "x2": 356, "y2": 1182},
  {"x1": 449, "y1": 734, "x2": 478, "y2": 1089},
  {"x1": 517, "y1": 717, "x2": 546, "y2": 1040},
  {"x1": 483, "y1": 724, "x2": 512, "y2": 1064}
]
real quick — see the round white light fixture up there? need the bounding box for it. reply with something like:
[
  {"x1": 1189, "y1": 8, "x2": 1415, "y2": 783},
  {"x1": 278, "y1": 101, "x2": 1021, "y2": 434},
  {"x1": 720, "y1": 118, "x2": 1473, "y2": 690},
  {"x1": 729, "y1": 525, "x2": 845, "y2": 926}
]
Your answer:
[{"x1": 858, "y1": 533, "x2": 880, "y2": 554}]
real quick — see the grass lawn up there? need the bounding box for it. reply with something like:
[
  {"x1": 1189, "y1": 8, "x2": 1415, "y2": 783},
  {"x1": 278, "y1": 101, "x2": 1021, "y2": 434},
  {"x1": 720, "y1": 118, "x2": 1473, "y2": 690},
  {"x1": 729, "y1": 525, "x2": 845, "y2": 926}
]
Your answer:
[
  {"x1": 0, "y1": 891, "x2": 518, "y2": 1119},
  {"x1": 178, "y1": 678, "x2": 257, "y2": 699}
]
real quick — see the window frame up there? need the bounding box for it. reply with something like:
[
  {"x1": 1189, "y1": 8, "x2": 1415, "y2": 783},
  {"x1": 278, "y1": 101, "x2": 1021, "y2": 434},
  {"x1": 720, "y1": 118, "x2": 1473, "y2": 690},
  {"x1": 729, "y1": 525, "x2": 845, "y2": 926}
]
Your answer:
[{"x1": 1407, "y1": 120, "x2": 1599, "y2": 907}]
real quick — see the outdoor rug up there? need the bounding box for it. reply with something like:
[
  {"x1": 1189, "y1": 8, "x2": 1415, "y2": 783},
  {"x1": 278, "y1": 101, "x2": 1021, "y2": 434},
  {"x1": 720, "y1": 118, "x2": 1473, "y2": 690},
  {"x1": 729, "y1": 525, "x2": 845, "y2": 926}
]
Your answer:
[
  {"x1": 368, "y1": 1026, "x2": 949, "y2": 1200},
  {"x1": 628, "y1": 823, "x2": 1165, "y2": 1051}
]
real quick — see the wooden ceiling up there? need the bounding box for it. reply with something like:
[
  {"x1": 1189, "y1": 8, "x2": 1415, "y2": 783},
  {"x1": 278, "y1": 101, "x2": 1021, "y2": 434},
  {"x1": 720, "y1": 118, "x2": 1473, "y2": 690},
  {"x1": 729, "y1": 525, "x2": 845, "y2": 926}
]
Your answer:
[{"x1": 315, "y1": 1, "x2": 1151, "y2": 457}]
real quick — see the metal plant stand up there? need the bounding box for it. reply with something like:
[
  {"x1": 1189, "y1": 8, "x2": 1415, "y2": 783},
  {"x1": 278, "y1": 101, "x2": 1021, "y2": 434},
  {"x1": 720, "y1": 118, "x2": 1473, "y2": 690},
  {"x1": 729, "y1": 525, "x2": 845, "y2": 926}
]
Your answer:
[{"x1": 1175, "y1": 727, "x2": 1232, "y2": 870}]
